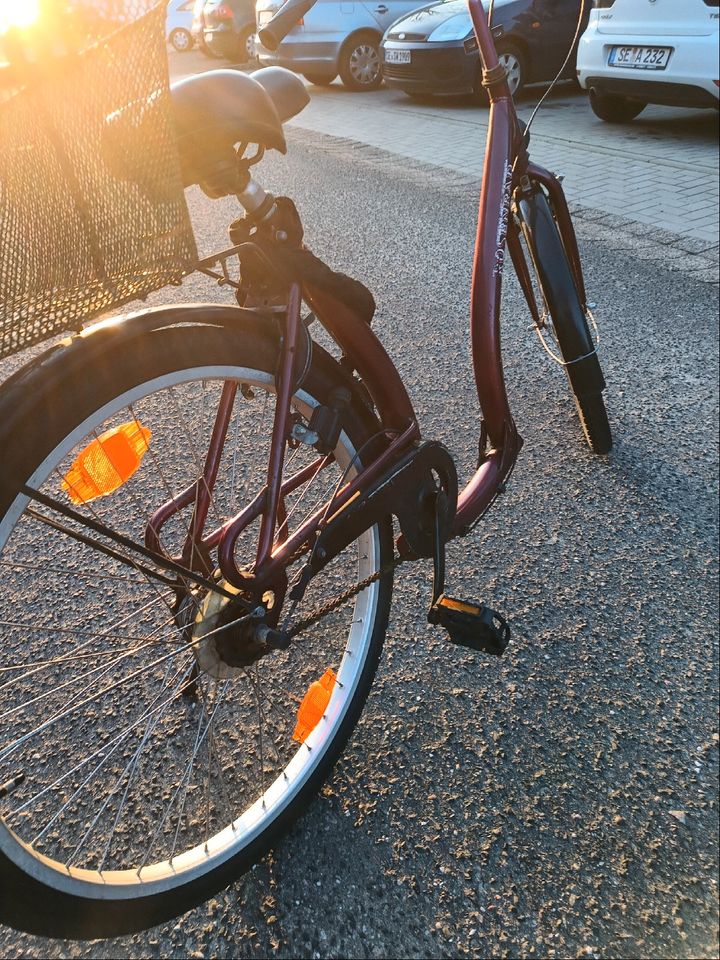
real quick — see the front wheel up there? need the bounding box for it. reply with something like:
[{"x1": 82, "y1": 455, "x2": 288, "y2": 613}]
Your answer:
[
  {"x1": 516, "y1": 189, "x2": 612, "y2": 454},
  {"x1": 303, "y1": 73, "x2": 337, "y2": 86},
  {"x1": 169, "y1": 28, "x2": 193, "y2": 52},
  {"x1": 0, "y1": 307, "x2": 393, "y2": 938},
  {"x1": 338, "y1": 32, "x2": 382, "y2": 91}
]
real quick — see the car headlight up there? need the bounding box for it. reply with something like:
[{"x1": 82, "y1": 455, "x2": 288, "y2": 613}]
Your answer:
[{"x1": 427, "y1": 13, "x2": 473, "y2": 42}]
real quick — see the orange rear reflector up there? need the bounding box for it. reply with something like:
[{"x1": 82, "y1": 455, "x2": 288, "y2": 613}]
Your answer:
[
  {"x1": 293, "y1": 668, "x2": 337, "y2": 744},
  {"x1": 62, "y1": 421, "x2": 151, "y2": 505}
]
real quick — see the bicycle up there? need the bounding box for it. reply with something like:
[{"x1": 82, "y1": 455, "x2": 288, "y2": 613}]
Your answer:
[{"x1": 0, "y1": 0, "x2": 609, "y2": 939}]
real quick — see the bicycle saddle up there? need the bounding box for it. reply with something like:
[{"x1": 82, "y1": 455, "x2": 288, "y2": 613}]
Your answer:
[{"x1": 171, "y1": 67, "x2": 309, "y2": 188}]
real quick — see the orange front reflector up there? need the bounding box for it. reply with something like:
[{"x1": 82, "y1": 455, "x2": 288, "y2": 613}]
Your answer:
[
  {"x1": 62, "y1": 421, "x2": 152, "y2": 505},
  {"x1": 293, "y1": 668, "x2": 337, "y2": 744}
]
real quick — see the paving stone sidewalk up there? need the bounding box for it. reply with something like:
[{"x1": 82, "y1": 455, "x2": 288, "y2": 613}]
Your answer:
[
  {"x1": 286, "y1": 83, "x2": 719, "y2": 250},
  {"x1": 285, "y1": 124, "x2": 719, "y2": 286}
]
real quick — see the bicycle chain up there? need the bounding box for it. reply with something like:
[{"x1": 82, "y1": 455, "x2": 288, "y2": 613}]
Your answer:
[{"x1": 286, "y1": 554, "x2": 407, "y2": 641}]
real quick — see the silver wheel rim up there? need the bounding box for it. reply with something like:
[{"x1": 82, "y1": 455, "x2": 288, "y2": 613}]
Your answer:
[
  {"x1": 172, "y1": 30, "x2": 190, "y2": 51},
  {"x1": 498, "y1": 52, "x2": 522, "y2": 96},
  {"x1": 0, "y1": 365, "x2": 382, "y2": 899},
  {"x1": 349, "y1": 43, "x2": 380, "y2": 86}
]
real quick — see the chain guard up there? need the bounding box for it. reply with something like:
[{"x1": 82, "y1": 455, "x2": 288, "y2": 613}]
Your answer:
[{"x1": 310, "y1": 440, "x2": 457, "y2": 575}]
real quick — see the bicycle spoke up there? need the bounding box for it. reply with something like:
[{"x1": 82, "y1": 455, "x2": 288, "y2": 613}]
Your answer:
[
  {"x1": 10, "y1": 654, "x2": 195, "y2": 826},
  {"x1": 169, "y1": 384, "x2": 224, "y2": 532},
  {"x1": 0, "y1": 559, "x2": 144, "y2": 585},
  {"x1": 0, "y1": 589, "x2": 175, "y2": 678},
  {"x1": 69, "y1": 658, "x2": 190, "y2": 867},
  {"x1": 250, "y1": 666, "x2": 267, "y2": 808},
  {"x1": 169, "y1": 685, "x2": 213, "y2": 865},
  {"x1": 128, "y1": 401, "x2": 210, "y2": 577},
  {"x1": 0, "y1": 631, "x2": 202, "y2": 765},
  {"x1": 0, "y1": 613, "x2": 181, "y2": 726},
  {"x1": 140, "y1": 678, "x2": 231, "y2": 872},
  {"x1": 31, "y1": 660, "x2": 196, "y2": 850}
]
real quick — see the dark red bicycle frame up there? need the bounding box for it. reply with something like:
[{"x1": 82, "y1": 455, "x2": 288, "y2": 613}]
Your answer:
[{"x1": 147, "y1": 0, "x2": 589, "y2": 591}]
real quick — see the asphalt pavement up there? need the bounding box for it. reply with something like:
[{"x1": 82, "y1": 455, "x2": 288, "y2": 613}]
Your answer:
[{"x1": 0, "y1": 118, "x2": 717, "y2": 958}]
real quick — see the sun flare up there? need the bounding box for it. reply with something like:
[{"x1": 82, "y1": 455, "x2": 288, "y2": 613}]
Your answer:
[{"x1": 0, "y1": 0, "x2": 41, "y2": 34}]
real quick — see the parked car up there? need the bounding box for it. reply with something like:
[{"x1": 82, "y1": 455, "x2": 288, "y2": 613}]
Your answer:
[
  {"x1": 166, "y1": 0, "x2": 196, "y2": 51},
  {"x1": 191, "y1": 0, "x2": 213, "y2": 54},
  {"x1": 254, "y1": 0, "x2": 424, "y2": 90},
  {"x1": 577, "y1": 0, "x2": 720, "y2": 122},
  {"x1": 381, "y1": 0, "x2": 589, "y2": 100},
  {"x1": 203, "y1": 0, "x2": 257, "y2": 61}
]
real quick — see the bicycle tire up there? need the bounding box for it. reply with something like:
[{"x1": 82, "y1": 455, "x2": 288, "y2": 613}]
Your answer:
[
  {"x1": 0, "y1": 305, "x2": 394, "y2": 939},
  {"x1": 516, "y1": 187, "x2": 612, "y2": 455}
]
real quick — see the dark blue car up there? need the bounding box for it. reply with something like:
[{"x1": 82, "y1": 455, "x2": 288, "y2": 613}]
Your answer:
[{"x1": 381, "y1": 0, "x2": 588, "y2": 100}]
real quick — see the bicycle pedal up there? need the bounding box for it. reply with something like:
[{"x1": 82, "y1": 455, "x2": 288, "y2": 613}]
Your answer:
[{"x1": 428, "y1": 595, "x2": 510, "y2": 657}]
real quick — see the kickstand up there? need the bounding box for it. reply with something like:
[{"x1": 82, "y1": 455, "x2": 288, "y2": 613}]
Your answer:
[{"x1": 430, "y1": 488, "x2": 448, "y2": 609}]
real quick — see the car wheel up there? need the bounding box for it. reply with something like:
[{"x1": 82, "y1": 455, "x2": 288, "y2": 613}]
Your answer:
[
  {"x1": 472, "y1": 41, "x2": 526, "y2": 104},
  {"x1": 304, "y1": 73, "x2": 337, "y2": 86},
  {"x1": 589, "y1": 88, "x2": 645, "y2": 123},
  {"x1": 496, "y1": 42, "x2": 526, "y2": 97},
  {"x1": 235, "y1": 25, "x2": 256, "y2": 63},
  {"x1": 338, "y1": 32, "x2": 382, "y2": 91},
  {"x1": 169, "y1": 28, "x2": 193, "y2": 53}
]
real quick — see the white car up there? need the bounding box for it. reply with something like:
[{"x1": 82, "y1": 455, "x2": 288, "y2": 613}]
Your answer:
[
  {"x1": 577, "y1": 0, "x2": 719, "y2": 122},
  {"x1": 166, "y1": 0, "x2": 196, "y2": 52}
]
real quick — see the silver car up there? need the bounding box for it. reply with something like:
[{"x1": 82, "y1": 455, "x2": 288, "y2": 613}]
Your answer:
[{"x1": 255, "y1": 0, "x2": 422, "y2": 90}]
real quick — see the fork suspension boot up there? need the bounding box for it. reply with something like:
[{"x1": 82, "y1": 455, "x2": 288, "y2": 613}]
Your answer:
[{"x1": 427, "y1": 491, "x2": 510, "y2": 657}]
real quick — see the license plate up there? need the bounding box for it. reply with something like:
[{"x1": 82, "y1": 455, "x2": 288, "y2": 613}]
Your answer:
[
  {"x1": 608, "y1": 46, "x2": 671, "y2": 70},
  {"x1": 385, "y1": 49, "x2": 411, "y2": 64}
]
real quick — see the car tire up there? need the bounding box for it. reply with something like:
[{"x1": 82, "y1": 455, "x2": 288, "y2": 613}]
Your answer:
[
  {"x1": 473, "y1": 41, "x2": 526, "y2": 104},
  {"x1": 588, "y1": 87, "x2": 645, "y2": 123},
  {"x1": 235, "y1": 25, "x2": 256, "y2": 64},
  {"x1": 338, "y1": 31, "x2": 382, "y2": 91},
  {"x1": 304, "y1": 73, "x2": 337, "y2": 86},
  {"x1": 169, "y1": 28, "x2": 193, "y2": 52},
  {"x1": 496, "y1": 41, "x2": 526, "y2": 97},
  {"x1": 200, "y1": 38, "x2": 224, "y2": 59}
]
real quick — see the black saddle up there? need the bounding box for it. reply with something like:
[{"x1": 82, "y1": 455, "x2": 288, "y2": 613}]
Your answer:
[
  {"x1": 171, "y1": 67, "x2": 309, "y2": 187},
  {"x1": 102, "y1": 67, "x2": 309, "y2": 193}
]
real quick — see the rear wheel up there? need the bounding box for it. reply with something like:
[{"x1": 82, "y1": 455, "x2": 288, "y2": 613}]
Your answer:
[
  {"x1": 497, "y1": 42, "x2": 526, "y2": 97},
  {"x1": 338, "y1": 31, "x2": 382, "y2": 91},
  {"x1": 303, "y1": 73, "x2": 337, "y2": 86},
  {"x1": 235, "y1": 25, "x2": 256, "y2": 64},
  {"x1": 589, "y1": 87, "x2": 645, "y2": 123},
  {"x1": 169, "y1": 28, "x2": 193, "y2": 52},
  {"x1": 516, "y1": 189, "x2": 612, "y2": 454},
  {"x1": 0, "y1": 308, "x2": 393, "y2": 938}
]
